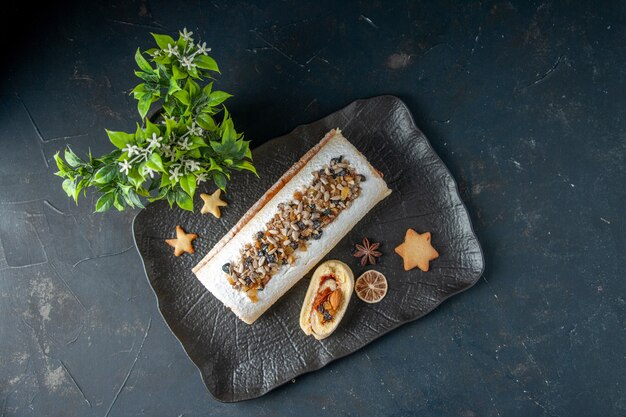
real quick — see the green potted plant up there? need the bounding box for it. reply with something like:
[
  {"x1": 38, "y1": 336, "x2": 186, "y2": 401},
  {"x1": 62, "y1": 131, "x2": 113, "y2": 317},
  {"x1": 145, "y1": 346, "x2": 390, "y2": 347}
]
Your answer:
[{"x1": 54, "y1": 28, "x2": 256, "y2": 212}]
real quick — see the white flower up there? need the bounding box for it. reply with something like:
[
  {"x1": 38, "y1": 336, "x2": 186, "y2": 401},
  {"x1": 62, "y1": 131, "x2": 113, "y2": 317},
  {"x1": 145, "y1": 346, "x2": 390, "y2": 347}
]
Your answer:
[
  {"x1": 184, "y1": 159, "x2": 200, "y2": 172},
  {"x1": 143, "y1": 166, "x2": 156, "y2": 178},
  {"x1": 180, "y1": 56, "x2": 196, "y2": 71},
  {"x1": 196, "y1": 173, "x2": 207, "y2": 184},
  {"x1": 168, "y1": 166, "x2": 182, "y2": 182},
  {"x1": 165, "y1": 43, "x2": 178, "y2": 57},
  {"x1": 178, "y1": 137, "x2": 191, "y2": 151},
  {"x1": 137, "y1": 148, "x2": 150, "y2": 162},
  {"x1": 196, "y1": 42, "x2": 211, "y2": 55},
  {"x1": 152, "y1": 49, "x2": 161, "y2": 57},
  {"x1": 162, "y1": 145, "x2": 175, "y2": 159},
  {"x1": 188, "y1": 121, "x2": 203, "y2": 136},
  {"x1": 147, "y1": 133, "x2": 163, "y2": 149},
  {"x1": 122, "y1": 144, "x2": 138, "y2": 156},
  {"x1": 180, "y1": 27, "x2": 194, "y2": 43},
  {"x1": 119, "y1": 160, "x2": 132, "y2": 175}
]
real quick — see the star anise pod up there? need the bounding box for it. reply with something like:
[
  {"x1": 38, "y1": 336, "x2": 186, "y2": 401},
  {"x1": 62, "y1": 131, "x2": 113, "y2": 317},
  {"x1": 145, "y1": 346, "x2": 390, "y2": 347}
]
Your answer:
[{"x1": 353, "y1": 237, "x2": 382, "y2": 266}]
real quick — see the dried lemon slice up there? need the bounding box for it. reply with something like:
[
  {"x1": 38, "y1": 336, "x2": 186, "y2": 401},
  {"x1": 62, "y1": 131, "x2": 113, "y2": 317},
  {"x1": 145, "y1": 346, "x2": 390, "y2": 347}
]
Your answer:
[{"x1": 355, "y1": 270, "x2": 388, "y2": 303}]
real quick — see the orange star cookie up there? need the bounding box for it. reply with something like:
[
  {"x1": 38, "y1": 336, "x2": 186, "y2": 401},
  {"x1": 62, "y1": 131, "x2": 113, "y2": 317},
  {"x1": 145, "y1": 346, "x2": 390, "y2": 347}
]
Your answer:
[
  {"x1": 200, "y1": 189, "x2": 228, "y2": 218},
  {"x1": 166, "y1": 225, "x2": 198, "y2": 256},
  {"x1": 394, "y1": 229, "x2": 439, "y2": 272}
]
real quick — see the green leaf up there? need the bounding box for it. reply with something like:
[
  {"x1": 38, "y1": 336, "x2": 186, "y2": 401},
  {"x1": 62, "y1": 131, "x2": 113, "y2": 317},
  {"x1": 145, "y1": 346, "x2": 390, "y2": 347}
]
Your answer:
[
  {"x1": 54, "y1": 152, "x2": 70, "y2": 173},
  {"x1": 144, "y1": 118, "x2": 161, "y2": 139},
  {"x1": 160, "y1": 173, "x2": 171, "y2": 188},
  {"x1": 167, "y1": 76, "x2": 181, "y2": 95},
  {"x1": 147, "y1": 178, "x2": 160, "y2": 192},
  {"x1": 150, "y1": 186, "x2": 169, "y2": 202},
  {"x1": 172, "y1": 64, "x2": 187, "y2": 80},
  {"x1": 187, "y1": 148, "x2": 201, "y2": 158},
  {"x1": 151, "y1": 33, "x2": 176, "y2": 50},
  {"x1": 62, "y1": 179, "x2": 76, "y2": 199},
  {"x1": 166, "y1": 190, "x2": 176, "y2": 208},
  {"x1": 195, "y1": 55, "x2": 219, "y2": 72},
  {"x1": 131, "y1": 83, "x2": 149, "y2": 101},
  {"x1": 138, "y1": 96, "x2": 152, "y2": 120},
  {"x1": 156, "y1": 63, "x2": 169, "y2": 80},
  {"x1": 134, "y1": 123, "x2": 144, "y2": 143},
  {"x1": 113, "y1": 193, "x2": 125, "y2": 211},
  {"x1": 121, "y1": 192, "x2": 134, "y2": 208},
  {"x1": 164, "y1": 117, "x2": 178, "y2": 137},
  {"x1": 162, "y1": 99, "x2": 176, "y2": 116},
  {"x1": 174, "y1": 149, "x2": 186, "y2": 161},
  {"x1": 208, "y1": 91, "x2": 232, "y2": 107},
  {"x1": 135, "y1": 48, "x2": 153, "y2": 72},
  {"x1": 93, "y1": 164, "x2": 118, "y2": 184},
  {"x1": 209, "y1": 141, "x2": 222, "y2": 154},
  {"x1": 243, "y1": 141, "x2": 252, "y2": 159},
  {"x1": 208, "y1": 157, "x2": 223, "y2": 172},
  {"x1": 185, "y1": 78, "x2": 200, "y2": 97},
  {"x1": 234, "y1": 160, "x2": 258, "y2": 176},
  {"x1": 77, "y1": 178, "x2": 89, "y2": 197},
  {"x1": 175, "y1": 189, "x2": 194, "y2": 211},
  {"x1": 222, "y1": 107, "x2": 231, "y2": 122},
  {"x1": 220, "y1": 126, "x2": 238, "y2": 154},
  {"x1": 106, "y1": 130, "x2": 135, "y2": 149},
  {"x1": 200, "y1": 105, "x2": 219, "y2": 116},
  {"x1": 95, "y1": 192, "x2": 114, "y2": 212},
  {"x1": 134, "y1": 91, "x2": 152, "y2": 104},
  {"x1": 179, "y1": 173, "x2": 196, "y2": 198},
  {"x1": 152, "y1": 54, "x2": 169, "y2": 64},
  {"x1": 145, "y1": 152, "x2": 164, "y2": 172},
  {"x1": 190, "y1": 135, "x2": 207, "y2": 148},
  {"x1": 132, "y1": 83, "x2": 147, "y2": 94},
  {"x1": 134, "y1": 70, "x2": 153, "y2": 82},
  {"x1": 136, "y1": 185, "x2": 152, "y2": 196},
  {"x1": 213, "y1": 172, "x2": 227, "y2": 190},
  {"x1": 202, "y1": 82, "x2": 213, "y2": 96},
  {"x1": 196, "y1": 113, "x2": 216, "y2": 131},
  {"x1": 188, "y1": 66, "x2": 199, "y2": 79},
  {"x1": 127, "y1": 168, "x2": 145, "y2": 188},
  {"x1": 64, "y1": 149, "x2": 84, "y2": 167},
  {"x1": 126, "y1": 189, "x2": 145, "y2": 208},
  {"x1": 173, "y1": 90, "x2": 190, "y2": 105}
]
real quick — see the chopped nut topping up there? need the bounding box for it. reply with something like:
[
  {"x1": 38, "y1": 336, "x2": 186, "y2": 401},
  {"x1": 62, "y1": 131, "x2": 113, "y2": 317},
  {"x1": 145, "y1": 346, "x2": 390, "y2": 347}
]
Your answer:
[{"x1": 225, "y1": 156, "x2": 365, "y2": 298}]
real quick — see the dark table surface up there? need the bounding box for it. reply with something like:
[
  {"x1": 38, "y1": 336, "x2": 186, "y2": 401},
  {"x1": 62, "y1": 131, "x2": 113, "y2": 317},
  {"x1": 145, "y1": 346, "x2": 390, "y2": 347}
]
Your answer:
[{"x1": 1, "y1": 1, "x2": 624, "y2": 416}]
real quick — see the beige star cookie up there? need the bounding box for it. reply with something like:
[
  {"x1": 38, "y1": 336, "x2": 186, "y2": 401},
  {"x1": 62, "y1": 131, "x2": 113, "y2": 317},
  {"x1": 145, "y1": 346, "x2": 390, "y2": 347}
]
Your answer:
[
  {"x1": 166, "y1": 225, "x2": 198, "y2": 257},
  {"x1": 394, "y1": 229, "x2": 439, "y2": 272},
  {"x1": 200, "y1": 189, "x2": 228, "y2": 218}
]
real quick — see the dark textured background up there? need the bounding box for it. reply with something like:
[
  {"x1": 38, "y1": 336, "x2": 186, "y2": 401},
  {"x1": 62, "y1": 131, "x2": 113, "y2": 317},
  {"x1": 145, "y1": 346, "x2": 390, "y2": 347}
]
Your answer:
[{"x1": 0, "y1": 1, "x2": 624, "y2": 416}]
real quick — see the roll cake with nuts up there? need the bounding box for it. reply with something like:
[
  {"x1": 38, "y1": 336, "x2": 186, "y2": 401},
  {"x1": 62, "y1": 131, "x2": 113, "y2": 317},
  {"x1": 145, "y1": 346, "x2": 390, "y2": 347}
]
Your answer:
[{"x1": 192, "y1": 129, "x2": 391, "y2": 324}]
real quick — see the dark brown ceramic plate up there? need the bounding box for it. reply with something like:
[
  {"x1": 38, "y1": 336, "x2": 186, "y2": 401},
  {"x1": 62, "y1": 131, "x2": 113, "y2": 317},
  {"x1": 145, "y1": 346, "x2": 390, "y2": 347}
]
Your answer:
[{"x1": 132, "y1": 95, "x2": 484, "y2": 402}]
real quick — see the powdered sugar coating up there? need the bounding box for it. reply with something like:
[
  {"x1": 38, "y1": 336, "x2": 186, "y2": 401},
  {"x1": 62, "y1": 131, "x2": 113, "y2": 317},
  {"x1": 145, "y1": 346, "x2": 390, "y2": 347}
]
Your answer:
[{"x1": 193, "y1": 131, "x2": 391, "y2": 324}]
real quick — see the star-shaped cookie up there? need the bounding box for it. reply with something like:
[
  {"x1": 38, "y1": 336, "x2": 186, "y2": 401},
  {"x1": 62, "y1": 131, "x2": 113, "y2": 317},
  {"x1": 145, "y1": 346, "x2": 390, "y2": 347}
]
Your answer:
[
  {"x1": 200, "y1": 189, "x2": 228, "y2": 218},
  {"x1": 166, "y1": 225, "x2": 198, "y2": 256},
  {"x1": 394, "y1": 229, "x2": 439, "y2": 272}
]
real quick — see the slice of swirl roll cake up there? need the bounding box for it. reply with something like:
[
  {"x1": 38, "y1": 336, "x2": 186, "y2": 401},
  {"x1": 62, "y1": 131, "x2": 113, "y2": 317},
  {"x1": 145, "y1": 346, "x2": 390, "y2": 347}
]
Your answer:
[{"x1": 192, "y1": 129, "x2": 391, "y2": 324}]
